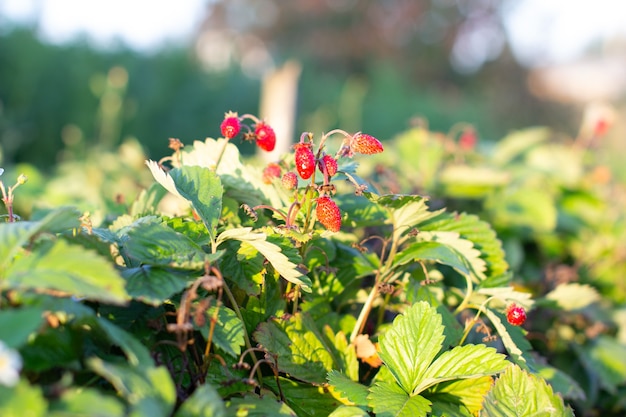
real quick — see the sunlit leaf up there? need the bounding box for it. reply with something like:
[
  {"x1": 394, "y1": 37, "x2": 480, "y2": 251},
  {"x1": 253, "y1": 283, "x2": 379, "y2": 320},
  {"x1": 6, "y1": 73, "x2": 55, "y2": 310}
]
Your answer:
[
  {"x1": 368, "y1": 381, "x2": 431, "y2": 417},
  {"x1": 4, "y1": 240, "x2": 128, "y2": 304},
  {"x1": 492, "y1": 127, "x2": 551, "y2": 166},
  {"x1": 264, "y1": 377, "x2": 341, "y2": 417},
  {"x1": 394, "y1": 241, "x2": 471, "y2": 276},
  {"x1": 253, "y1": 313, "x2": 337, "y2": 384},
  {"x1": 427, "y1": 376, "x2": 494, "y2": 415},
  {"x1": 482, "y1": 364, "x2": 574, "y2": 416},
  {"x1": 48, "y1": 388, "x2": 125, "y2": 417},
  {"x1": 327, "y1": 370, "x2": 369, "y2": 407},
  {"x1": 200, "y1": 306, "x2": 245, "y2": 358},
  {"x1": 416, "y1": 344, "x2": 508, "y2": 394},
  {"x1": 378, "y1": 301, "x2": 445, "y2": 394},
  {"x1": 545, "y1": 283, "x2": 600, "y2": 311},
  {"x1": 328, "y1": 406, "x2": 369, "y2": 417},
  {"x1": 226, "y1": 395, "x2": 297, "y2": 416},
  {"x1": 483, "y1": 308, "x2": 532, "y2": 367},
  {"x1": 0, "y1": 379, "x2": 47, "y2": 417},
  {"x1": 169, "y1": 165, "x2": 223, "y2": 242}
]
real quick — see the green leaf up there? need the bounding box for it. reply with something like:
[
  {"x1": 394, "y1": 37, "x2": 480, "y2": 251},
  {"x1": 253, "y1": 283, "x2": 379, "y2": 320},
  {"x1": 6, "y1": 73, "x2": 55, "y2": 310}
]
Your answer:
[
  {"x1": 122, "y1": 221, "x2": 209, "y2": 268},
  {"x1": 0, "y1": 379, "x2": 47, "y2": 417},
  {"x1": 0, "y1": 206, "x2": 81, "y2": 271},
  {"x1": 199, "y1": 306, "x2": 245, "y2": 358},
  {"x1": 545, "y1": 283, "x2": 600, "y2": 311},
  {"x1": 328, "y1": 406, "x2": 369, "y2": 417},
  {"x1": 486, "y1": 187, "x2": 557, "y2": 234},
  {"x1": 3, "y1": 240, "x2": 129, "y2": 305},
  {"x1": 364, "y1": 193, "x2": 441, "y2": 240},
  {"x1": 439, "y1": 165, "x2": 509, "y2": 198},
  {"x1": 492, "y1": 127, "x2": 551, "y2": 166},
  {"x1": 226, "y1": 395, "x2": 297, "y2": 416},
  {"x1": 394, "y1": 241, "x2": 471, "y2": 276},
  {"x1": 169, "y1": 165, "x2": 223, "y2": 242},
  {"x1": 427, "y1": 376, "x2": 494, "y2": 415},
  {"x1": 87, "y1": 358, "x2": 176, "y2": 417},
  {"x1": 378, "y1": 301, "x2": 445, "y2": 394},
  {"x1": 253, "y1": 313, "x2": 338, "y2": 384},
  {"x1": 415, "y1": 344, "x2": 509, "y2": 394},
  {"x1": 218, "y1": 227, "x2": 311, "y2": 291},
  {"x1": 264, "y1": 377, "x2": 342, "y2": 417},
  {"x1": 534, "y1": 362, "x2": 586, "y2": 401},
  {"x1": 174, "y1": 383, "x2": 226, "y2": 417},
  {"x1": 482, "y1": 364, "x2": 574, "y2": 417},
  {"x1": 574, "y1": 335, "x2": 626, "y2": 394},
  {"x1": 420, "y1": 212, "x2": 509, "y2": 280},
  {"x1": 483, "y1": 308, "x2": 532, "y2": 367},
  {"x1": 368, "y1": 381, "x2": 431, "y2": 417},
  {"x1": 48, "y1": 388, "x2": 125, "y2": 417},
  {"x1": 123, "y1": 266, "x2": 191, "y2": 306},
  {"x1": 0, "y1": 307, "x2": 45, "y2": 348},
  {"x1": 327, "y1": 370, "x2": 369, "y2": 407}
]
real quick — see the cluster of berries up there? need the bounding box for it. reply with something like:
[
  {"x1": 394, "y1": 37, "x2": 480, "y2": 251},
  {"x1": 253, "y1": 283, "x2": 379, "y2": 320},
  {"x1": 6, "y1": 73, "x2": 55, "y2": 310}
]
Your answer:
[
  {"x1": 220, "y1": 110, "x2": 384, "y2": 234},
  {"x1": 220, "y1": 111, "x2": 276, "y2": 152}
]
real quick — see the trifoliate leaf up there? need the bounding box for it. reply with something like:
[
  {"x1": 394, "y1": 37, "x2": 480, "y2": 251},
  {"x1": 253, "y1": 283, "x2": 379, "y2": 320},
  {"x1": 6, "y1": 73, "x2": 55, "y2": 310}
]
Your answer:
[
  {"x1": 416, "y1": 344, "x2": 508, "y2": 394},
  {"x1": 545, "y1": 283, "x2": 600, "y2": 311},
  {"x1": 169, "y1": 166, "x2": 223, "y2": 243},
  {"x1": 378, "y1": 301, "x2": 445, "y2": 394},
  {"x1": 482, "y1": 364, "x2": 574, "y2": 417},
  {"x1": 368, "y1": 381, "x2": 431, "y2": 417}
]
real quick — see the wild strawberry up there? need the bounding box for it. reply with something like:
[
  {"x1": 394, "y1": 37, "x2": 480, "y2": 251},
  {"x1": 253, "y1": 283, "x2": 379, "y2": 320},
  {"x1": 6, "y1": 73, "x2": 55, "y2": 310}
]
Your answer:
[
  {"x1": 316, "y1": 196, "x2": 341, "y2": 232},
  {"x1": 294, "y1": 143, "x2": 316, "y2": 180},
  {"x1": 506, "y1": 304, "x2": 527, "y2": 326},
  {"x1": 351, "y1": 133, "x2": 383, "y2": 155},
  {"x1": 220, "y1": 112, "x2": 241, "y2": 139},
  {"x1": 281, "y1": 171, "x2": 298, "y2": 190},
  {"x1": 255, "y1": 122, "x2": 276, "y2": 152},
  {"x1": 319, "y1": 154, "x2": 338, "y2": 177},
  {"x1": 459, "y1": 128, "x2": 477, "y2": 150},
  {"x1": 262, "y1": 163, "x2": 282, "y2": 184}
]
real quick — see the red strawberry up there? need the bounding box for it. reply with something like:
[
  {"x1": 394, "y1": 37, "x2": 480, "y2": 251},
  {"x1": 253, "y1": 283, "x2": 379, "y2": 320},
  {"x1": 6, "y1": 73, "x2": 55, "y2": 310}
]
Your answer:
[
  {"x1": 281, "y1": 171, "x2": 298, "y2": 190},
  {"x1": 316, "y1": 196, "x2": 341, "y2": 232},
  {"x1": 459, "y1": 128, "x2": 477, "y2": 150},
  {"x1": 262, "y1": 163, "x2": 282, "y2": 184},
  {"x1": 294, "y1": 143, "x2": 316, "y2": 180},
  {"x1": 351, "y1": 133, "x2": 383, "y2": 155},
  {"x1": 319, "y1": 154, "x2": 338, "y2": 177},
  {"x1": 506, "y1": 304, "x2": 527, "y2": 326},
  {"x1": 255, "y1": 122, "x2": 276, "y2": 152},
  {"x1": 220, "y1": 112, "x2": 241, "y2": 139}
]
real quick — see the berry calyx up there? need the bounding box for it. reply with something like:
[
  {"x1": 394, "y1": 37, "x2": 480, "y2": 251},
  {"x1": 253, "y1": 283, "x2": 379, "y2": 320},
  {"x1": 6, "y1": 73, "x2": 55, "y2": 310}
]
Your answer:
[
  {"x1": 281, "y1": 171, "x2": 298, "y2": 190},
  {"x1": 255, "y1": 122, "x2": 276, "y2": 152},
  {"x1": 506, "y1": 304, "x2": 527, "y2": 326},
  {"x1": 294, "y1": 143, "x2": 316, "y2": 180},
  {"x1": 351, "y1": 133, "x2": 383, "y2": 155},
  {"x1": 319, "y1": 154, "x2": 338, "y2": 177},
  {"x1": 220, "y1": 112, "x2": 241, "y2": 139},
  {"x1": 316, "y1": 196, "x2": 341, "y2": 232},
  {"x1": 262, "y1": 163, "x2": 282, "y2": 184}
]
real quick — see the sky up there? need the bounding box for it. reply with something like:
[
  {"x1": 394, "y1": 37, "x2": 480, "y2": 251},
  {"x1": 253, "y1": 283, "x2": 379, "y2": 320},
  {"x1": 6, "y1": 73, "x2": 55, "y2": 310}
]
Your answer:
[{"x1": 1, "y1": 0, "x2": 626, "y2": 66}]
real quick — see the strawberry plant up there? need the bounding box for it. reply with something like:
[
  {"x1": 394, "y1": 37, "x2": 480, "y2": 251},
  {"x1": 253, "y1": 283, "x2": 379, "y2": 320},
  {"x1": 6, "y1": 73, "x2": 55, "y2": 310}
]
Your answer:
[{"x1": 0, "y1": 113, "x2": 581, "y2": 416}]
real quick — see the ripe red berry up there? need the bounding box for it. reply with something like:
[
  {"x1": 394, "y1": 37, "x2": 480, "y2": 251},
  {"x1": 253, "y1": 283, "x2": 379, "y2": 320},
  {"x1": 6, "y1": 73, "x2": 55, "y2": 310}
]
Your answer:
[
  {"x1": 316, "y1": 196, "x2": 341, "y2": 232},
  {"x1": 351, "y1": 133, "x2": 383, "y2": 155},
  {"x1": 294, "y1": 143, "x2": 316, "y2": 180},
  {"x1": 255, "y1": 122, "x2": 276, "y2": 152},
  {"x1": 319, "y1": 154, "x2": 338, "y2": 177},
  {"x1": 262, "y1": 163, "x2": 282, "y2": 184},
  {"x1": 458, "y1": 128, "x2": 477, "y2": 151},
  {"x1": 220, "y1": 112, "x2": 241, "y2": 139},
  {"x1": 506, "y1": 304, "x2": 527, "y2": 326},
  {"x1": 281, "y1": 171, "x2": 298, "y2": 190}
]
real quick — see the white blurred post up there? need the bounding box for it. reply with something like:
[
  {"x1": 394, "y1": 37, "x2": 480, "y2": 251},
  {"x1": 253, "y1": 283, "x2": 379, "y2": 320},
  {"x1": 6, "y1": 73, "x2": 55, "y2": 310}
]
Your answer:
[{"x1": 259, "y1": 60, "x2": 302, "y2": 162}]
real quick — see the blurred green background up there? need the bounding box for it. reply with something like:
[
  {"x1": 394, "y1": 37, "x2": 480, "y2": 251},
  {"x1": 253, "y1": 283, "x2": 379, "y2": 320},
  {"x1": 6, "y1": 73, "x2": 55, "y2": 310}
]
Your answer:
[{"x1": 0, "y1": 0, "x2": 624, "y2": 171}]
